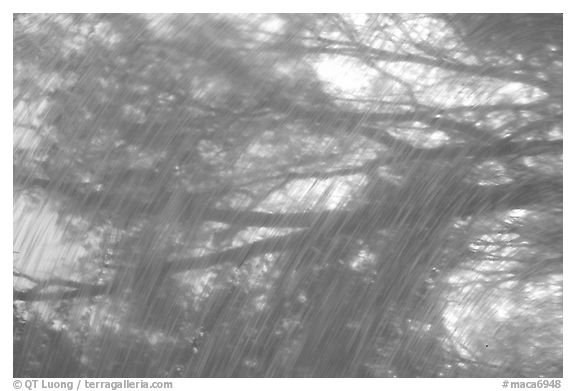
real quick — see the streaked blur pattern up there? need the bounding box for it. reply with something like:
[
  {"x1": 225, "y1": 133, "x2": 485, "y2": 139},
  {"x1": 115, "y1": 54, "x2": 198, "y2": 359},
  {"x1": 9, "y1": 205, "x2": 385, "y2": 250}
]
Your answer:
[{"x1": 14, "y1": 14, "x2": 562, "y2": 377}]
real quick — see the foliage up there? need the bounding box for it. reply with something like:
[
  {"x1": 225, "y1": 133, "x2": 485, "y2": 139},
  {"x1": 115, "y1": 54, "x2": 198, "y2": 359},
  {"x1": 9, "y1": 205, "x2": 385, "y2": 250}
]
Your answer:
[{"x1": 14, "y1": 14, "x2": 562, "y2": 377}]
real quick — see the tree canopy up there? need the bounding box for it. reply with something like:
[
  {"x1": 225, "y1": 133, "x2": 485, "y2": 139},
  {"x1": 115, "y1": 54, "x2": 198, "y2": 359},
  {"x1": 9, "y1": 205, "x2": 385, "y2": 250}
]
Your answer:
[{"x1": 14, "y1": 14, "x2": 562, "y2": 377}]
